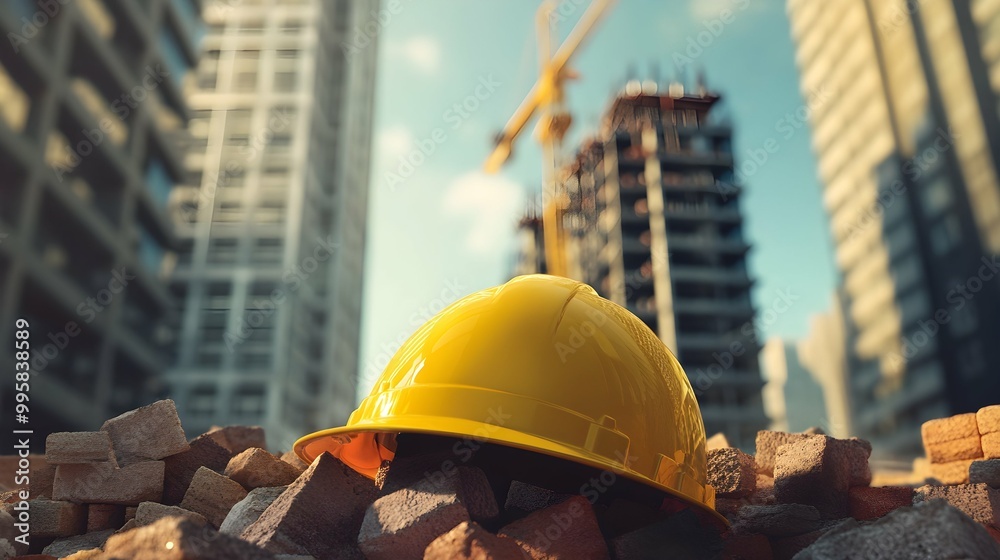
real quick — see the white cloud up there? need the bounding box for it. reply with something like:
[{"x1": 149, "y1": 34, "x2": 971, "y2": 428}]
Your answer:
[
  {"x1": 391, "y1": 36, "x2": 442, "y2": 75},
  {"x1": 443, "y1": 172, "x2": 525, "y2": 254},
  {"x1": 377, "y1": 125, "x2": 415, "y2": 161}
]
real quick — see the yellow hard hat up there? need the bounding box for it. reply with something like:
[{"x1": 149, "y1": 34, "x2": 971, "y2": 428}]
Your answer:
[{"x1": 295, "y1": 274, "x2": 719, "y2": 520}]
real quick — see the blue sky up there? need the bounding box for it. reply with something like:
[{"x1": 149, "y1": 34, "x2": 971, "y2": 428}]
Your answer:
[{"x1": 357, "y1": 0, "x2": 837, "y2": 400}]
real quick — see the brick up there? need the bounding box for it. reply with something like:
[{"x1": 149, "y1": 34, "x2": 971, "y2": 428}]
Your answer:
[
  {"x1": 134, "y1": 501, "x2": 207, "y2": 527},
  {"x1": 102, "y1": 516, "x2": 275, "y2": 560},
  {"x1": 44, "y1": 433, "x2": 115, "y2": 465},
  {"x1": 722, "y1": 533, "x2": 774, "y2": 560},
  {"x1": 706, "y1": 433, "x2": 730, "y2": 451},
  {"x1": 86, "y1": 504, "x2": 125, "y2": 532},
  {"x1": 925, "y1": 434, "x2": 983, "y2": 463},
  {"x1": 28, "y1": 499, "x2": 86, "y2": 538},
  {"x1": 242, "y1": 452, "x2": 376, "y2": 558},
  {"x1": 830, "y1": 437, "x2": 872, "y2": 487},
  {"x1": 499, "y1": 495, "x2": 609, "y2": 560},
  {"x1": 970, "y1": 459, "x2": 1000, "y2": 488},
  {"x1": 52, "y1": 461, "x2": 165, "y2": 505},
  {"x1": 225, "y1": 448, "x2": 303, "y2": 490},
  {"x1": 984, "y1": 432, "x2": 1000, "y2": 459},
  {"x1": 220, "y1": 486, "x2": 285, "y2": 536},
  {"x1": 29, "y1": 463, "x2": 56, "y2": 500},
  {"x1": 424, "y1": 521, "x2": 527, "y2": 560},
  {"x1": 204, "y1": 426, "x2": 267, "y2": 455},
  {"x1": 922, "y1": 413, "x2": 980, "y2": 445},
  {"x1": 914, "y1": 483, "x2": 1000, "y2": 527},
  {"x1": 731, "y1": 504, "x2": 821, "y2": 537},
  {"x1": 773, "y1": 436, "x2": 851, "y2": 518},
  {"x1": 607, "y1": 508, "x2": 722, "y2": 559},
  {"x1": 930, "y1": 459, "x2": 975, "y2": 485},
  {"x1": 848, "y1": 486, "x2": 914, "y2": 520},
  {"x1": 40, "y1": 529, "x2": 113, "y2": 558},
  {"x1": 179, "y1": 467, "x2": 248, "y2": 528},
  {"x1": 754, "y1": 431, "x2": 811, "y2": 475},
  {"x1": 279, "y1": 452, "x2": 309, "y2": 473},
  {"x1": 359, "y1": 477, "x2": 471, "y2": 560},
  {"x1": 708, "y1": 448, "x2": 756, "y2": 499},
  {"x1": 100, "y1": 399, "x2": 189, "y2": 466},
  {"x1": 505, "y1": 481, "x2": 568, "y2": 515},
  {"x1": 979, "y1": 405, "x2": 1000, "y2": 435},
  {"x1": 720, "y1": 532, "x2": 772, "y2": 560},
  {"x1": 162, "y1": 434, "x2": 232, "y2": 505},
  {"x1": 794, "y1": 500, "x2": 1000, "y2": 559}
]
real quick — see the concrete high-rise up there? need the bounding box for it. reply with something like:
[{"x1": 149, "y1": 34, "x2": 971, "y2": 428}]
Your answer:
[
  {"x1": 0, "y1": 0, "x2": 202, "y2": 435},
  {"x1": 167, "y1": 0, "x2": 378, "y2": 448},
  {"x1": 562, "y1": 80, "x2": 768, "y2": 449},
  {"x1": 788, "y1": 0, "x2": 1000, "y2": 458}
]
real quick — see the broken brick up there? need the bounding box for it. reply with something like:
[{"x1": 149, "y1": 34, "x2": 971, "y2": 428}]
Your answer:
[
  {"x1": 708, "y1": 448, "x2": 756, "y2": 499},
  {"x1": 754, "y1": 431, "x2": 811, "y2": 476},
  {"x1": 925, "y1": 435, "x2": 983, "y2": 464},
  {"x1": 499, "y1": 496, "x2": 609, "y2": 560},
  {"x1": 161, "y1": 434, "x2": 232, "y2": 505},
  {"x1": 241, "y1": 452, "x2": 375, "y2": 558},
  {"x1": 52, "y1": 461, "x2": 164, "y2": 506},
  {"x1": 28, "y1": 499, "x2": 86, "y2": 538},
  {"x1": 970, "y1": 459, "x2": 1000, "y2": 488},
  {"x1": 134, "y1": 501, "x2": 207, "y2": 527},
  {"x1": 100, "y1": 400, "x2": 190, "y2": 466},
  {"x1": 179, "y1": 467, "x2": 248, "y2": 528},
  {"x1": 424, "y1": 521, "x2": 527, "y2": 560},
  {"x1": 101, "y1": 516, "x2": 275, "y2": 559},
  {"x1": 914, "y1": 483, "x2": 1000, "y2": 526},
  {"x1": 44, "y1": 433, "x2": 115, "y2": 465},
  {"x1": 225, "y1": 448, "x2": 303, "y2": 490},
  {"x1": 86, "y1": 504, "x2": 125, "y2": 532},
  {"x1": 280, "y1": 452, "x2": 309, "y2": 473},
  {"x1": 219, "y1": 486, "x2": 285, "y2": 536},
  {"x1": 204, "y1": 426, "x2": 267, "y2": 455},
  {"x1": 847, "y1": 486, "x2": 914, "y2": 520},
  {"x1": 773, "y1": 436, "x2": 850, "y2": 518},
  {"x1": 979, "y1": 405, "x2": 1000, "y2": 435},
  {"x1": 922, "y1": 413, "x2": 980, "y2": 445}
]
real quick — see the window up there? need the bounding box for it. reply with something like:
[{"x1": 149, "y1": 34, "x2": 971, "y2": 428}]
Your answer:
[
  {"x1": 231, "y1": 385, "x2": 267, "y2": 415},
  {"x1": 275, "y1": 71, "x2": 297, "y2": 92},
  {"x1": 234, "y1": 71, "x2": 257, "y2": 91},
  {"x1": 187, "y1": 385, "x2": 217, "y2": 415},
  {"x1": 239, "y1": 19, "x2": 264, "y2": 34},
  {"x1": 208, "y1": 237, "x2": 238, "y2": 263}
]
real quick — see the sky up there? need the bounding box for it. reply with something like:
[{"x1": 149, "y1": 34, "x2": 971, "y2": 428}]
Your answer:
[{"x1": 356, "y1": 0, "x2": 837, "y2": 400}]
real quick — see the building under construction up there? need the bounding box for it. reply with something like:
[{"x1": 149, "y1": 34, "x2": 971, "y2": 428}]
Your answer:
[{"x1": 520, "y1": 81, "x2": 768, "y2": 449}]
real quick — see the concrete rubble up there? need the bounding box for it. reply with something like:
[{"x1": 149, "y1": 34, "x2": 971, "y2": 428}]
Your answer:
[{"x1": 0, "y1": 399, "x2": 996, "y2": 559}]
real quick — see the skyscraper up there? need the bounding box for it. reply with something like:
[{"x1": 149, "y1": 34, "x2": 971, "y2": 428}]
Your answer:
[
  {"x1": 788, "y1": 0, "x2": 1000, "y2": 458},
  {"x1": 561, "y1": 80, "x2": 768, "y2": 449},
  {"x1": 0, "y1": 0, "x2": 201, "y2": 434},
  {"x1": 167, "y1": 0, "x2": 378, "y2": 448}
]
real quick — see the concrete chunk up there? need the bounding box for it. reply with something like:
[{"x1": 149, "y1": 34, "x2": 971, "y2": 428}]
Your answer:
[
  {"x1": 179, "y1": 467, "x2": 248, "y2": 528},
  {"x1": 134, "y1": 501, "x2": 207, "y2": 527},
  {"x1": 162, "y1": 434, "x2": 232, "y2": 505},
  {"x1": 53, "y1": 461, "x2": 164, "y2": 506},
  {"x1": 424, "y1": 521, "x2": 528, "y2": 560},
  {"x1": 102, "y1": 516, "x2": 276, "y2": 559},
  {"x1": 970, "y1": 459, "x2": 1000, "y2": 488},
  {"x1": 100, "y1": 399, "x2": 190, "y2": 466},
  {"x1": 499, "y1": 496, "x2": 609, "y2": 560},
  {"x1": 204, "y1": 426, "x2": 267, "y2": 455},
  {"x1": 707, "y1": 448, "x2": 756, "y2": 499},
  {"x1": 220, "y1": 486, "x2": 286, "y2": 536},
  {"x1": 45, "y1": 432, "x2": 115, "y2": 465},
  {"x1": 225, "y1": 448, "x2": 303, "y2": 490},
  {"x1": 914, "y1": 483, "x2": 1000, "y2": 526}
]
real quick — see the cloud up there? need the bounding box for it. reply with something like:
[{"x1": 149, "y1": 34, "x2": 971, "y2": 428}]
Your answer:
[
  {"x1": 377, "y1": 125, "x2": 415, "y2": 161},
  {"x1": 391, "y1": 36, "x2": 442, "y2": 74},
  {"x1": 443, "y1": 172, "x2": 525, "y2": 254}
]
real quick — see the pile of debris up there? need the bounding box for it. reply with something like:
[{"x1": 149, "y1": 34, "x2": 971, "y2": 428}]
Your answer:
[{"x1": 1, "y1": 400, "x2": 999, "y2": 559}]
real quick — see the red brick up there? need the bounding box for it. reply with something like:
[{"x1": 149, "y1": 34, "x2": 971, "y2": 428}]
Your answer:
[
  {"x1": 721, "y1": 532, "x2": 772, "y2": 560},
  {"x1": 923, "y1": 413, "x2": 980, "y2": 445},
  {"x1": 499, "y1": 496, "x2": 609, "y2": 560},
  {"x1": 225, "y1": 448, "x2": 302, "y2": 490},
  {"x1": 179, "y1": 467, "x2": 248, "y2": 528},
  {"x1": 708, "y1": 448, "x2": 757, "y2": 499},
  {"x1": 100, "y1": 400, "x2": 189, "y2": 466},
  {"x1": 86, "y1": 504, "x2": 125, "y2": 532},
  {"x1": 27, "y1": 499, "x2": 86, "y2": 538},
  {"x1": 914, "y1": 483, "x2": 1000, "y2": 527},
  {"x1": 773, "y1": 436, "x2": 850, "y2": 518},
  {"x1": 102, "y1": 517, "x2": 274, "y2": 559},
  {"x1": 930, "y1": 459, "x2": 975, "y2": 485},
  {"x1": 925, "y1": 435, "x2": 983, "y2": 463},
  {"x1": 424, "y1": 521, "x2": 528, "y2": 560},
  {"x1": 984, "y1": 433, "x2": 1000, "y2": 460},
  {"x1": 161, "y1": 434, "x2": 232, "y2": 505},
  {"x1": 134, "y1": 502, "x2": 207, "y2": 527},
  {"x1": 204, "y1": 426, "x2": 266, "y2": 455},
  {"x1": 979, "y1": 405, "x2": 1000, "y2": 435},
  {"x1": 45, "y1": 433, "x2": 115, "y2": 465},
  {"x1": 359, "y1": 478, "x2": 471, "y2": 560},
  {"x1": 241, "y1": 452, "x2": 376, "y2": 558},
  {"x1": 848, "y1": 486, "x2": 914, "y2": 520},
  {"x1": 52, "y1": 461, "x2": 164, "y2": 506}
]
